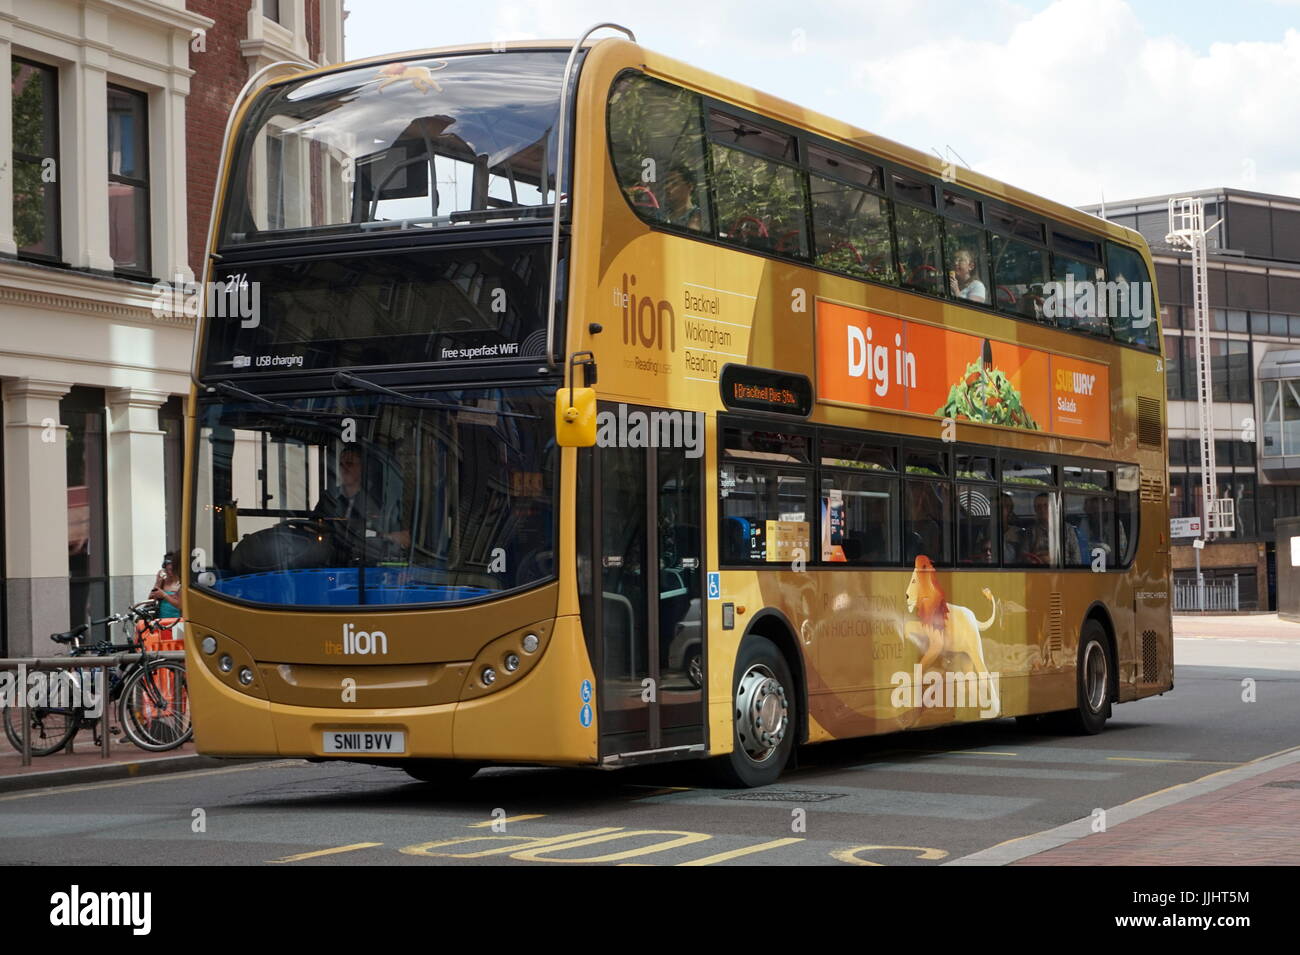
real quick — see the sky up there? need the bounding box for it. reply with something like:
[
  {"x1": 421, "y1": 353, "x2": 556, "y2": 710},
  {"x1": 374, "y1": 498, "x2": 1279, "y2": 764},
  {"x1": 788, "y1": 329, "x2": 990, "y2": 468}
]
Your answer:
[{"x1": 340, "y1": 0, "x2": 1300, "y2": 208}]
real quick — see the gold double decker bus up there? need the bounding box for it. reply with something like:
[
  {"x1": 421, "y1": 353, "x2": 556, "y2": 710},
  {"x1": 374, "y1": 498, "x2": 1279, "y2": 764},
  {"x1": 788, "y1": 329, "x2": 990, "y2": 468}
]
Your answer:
[{"x1": 184, "y1": 27, "x2": 1172, "y2": 787}]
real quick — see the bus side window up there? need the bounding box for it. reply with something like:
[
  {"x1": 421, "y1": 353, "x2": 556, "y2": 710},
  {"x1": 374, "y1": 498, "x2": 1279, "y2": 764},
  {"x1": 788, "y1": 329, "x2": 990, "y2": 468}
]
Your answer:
[
  {"x1": 608, "y1": 74, "x2": 712, "y2": 236},
  {"x1": 895, "y1": 203, "x2": 944, "y2": 296},
  {"x1": 992, "y1": 234, "x2": 1049, "y2": 322},
  {"x1": 956, "y1": 484, "x2": 995, "y2": 565},
  {"x1": 1106, "y1": 241, "x2": 1158, "y2": 350},
  {"x1": 944, "y1": 221, "x2": 990, "y2": 305},
  {"x1": 820, "y1": 473, "x2": 900, "y2": 564},
  {"x1": 810, "y1": 175, "x2": 897, "y2": 285},
  {"x1": 903, "y1": 479, "x2": 952, "y2": 566}
]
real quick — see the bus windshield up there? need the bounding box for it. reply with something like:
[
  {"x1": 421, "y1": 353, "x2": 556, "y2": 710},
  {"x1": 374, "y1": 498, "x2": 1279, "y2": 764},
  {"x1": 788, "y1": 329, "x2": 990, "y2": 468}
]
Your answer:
[
  {"x1": 218, "y1": 50, "x2": 571, "y2": 247},
  {"x1": 191, "y1": 384, "x2": 557, "y2": 608}
]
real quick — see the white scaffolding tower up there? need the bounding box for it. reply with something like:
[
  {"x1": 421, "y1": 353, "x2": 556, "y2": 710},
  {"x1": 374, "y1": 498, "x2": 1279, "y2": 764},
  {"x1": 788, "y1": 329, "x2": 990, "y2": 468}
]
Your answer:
[{"x1": 1166, "y1": 198, "x2": 1234, "y2": 602}]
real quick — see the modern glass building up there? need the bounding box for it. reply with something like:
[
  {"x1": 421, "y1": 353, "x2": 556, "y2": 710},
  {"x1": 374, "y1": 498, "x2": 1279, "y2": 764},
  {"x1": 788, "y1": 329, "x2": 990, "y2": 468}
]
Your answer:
[{"x1": 1083, "y1": 188, "x2": 1300, "y2": 610}]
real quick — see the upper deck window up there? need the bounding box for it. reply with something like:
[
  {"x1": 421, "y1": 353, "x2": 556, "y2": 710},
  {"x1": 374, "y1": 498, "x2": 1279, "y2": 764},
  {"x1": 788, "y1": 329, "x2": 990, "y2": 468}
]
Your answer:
[
  {"x1": 807, "y1": 144, "x2": 881, "y2": 191},
  {"x1": 218, "y1": 51, "x2": 570, "y2": 247},
  {"x1": 708, "y1": 109, "x2": 797, "y2": 162},
  {"x1": 608, "y1": 73, "x2": 712, "y2": 236}
]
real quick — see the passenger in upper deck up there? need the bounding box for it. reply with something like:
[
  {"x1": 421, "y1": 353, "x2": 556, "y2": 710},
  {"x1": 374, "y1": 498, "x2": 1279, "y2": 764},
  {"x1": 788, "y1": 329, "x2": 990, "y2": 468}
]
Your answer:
[
  {"x1": 661, "y1": 164, "x2": 704, "y2": 231},
  {"x1": 949, "y1": 248, "x2": 988, "y2": 303}
]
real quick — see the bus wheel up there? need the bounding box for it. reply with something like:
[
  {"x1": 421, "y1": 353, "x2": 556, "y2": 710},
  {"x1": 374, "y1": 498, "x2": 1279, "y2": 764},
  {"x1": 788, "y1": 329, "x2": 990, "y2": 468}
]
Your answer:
[
  {"x1": 1058, "y1": 619, "x2": 1112, "y2": 735},
  {"x1": 402, "y1": 760, "x2": 479, "y2": 785},
  {"x1": 714, "y1": 636, "x2": 796, "y2": 788}
]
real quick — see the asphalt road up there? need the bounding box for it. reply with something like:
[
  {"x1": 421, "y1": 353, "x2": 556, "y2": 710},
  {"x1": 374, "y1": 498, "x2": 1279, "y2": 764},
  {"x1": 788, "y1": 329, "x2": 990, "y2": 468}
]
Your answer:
[{"x1": 2, "y1": 643, "x2": 1295, "y2": 866}]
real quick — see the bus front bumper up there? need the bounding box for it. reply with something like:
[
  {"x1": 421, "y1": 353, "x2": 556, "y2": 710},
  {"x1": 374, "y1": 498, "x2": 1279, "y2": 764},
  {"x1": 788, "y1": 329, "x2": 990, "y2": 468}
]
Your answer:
[{"x1": 186, "y1": 615, "x2": 600, "y2": 766}]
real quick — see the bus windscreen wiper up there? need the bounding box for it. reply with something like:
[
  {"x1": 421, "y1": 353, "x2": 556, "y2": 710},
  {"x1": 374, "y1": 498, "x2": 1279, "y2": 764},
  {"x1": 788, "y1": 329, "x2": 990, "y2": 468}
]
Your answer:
[
  {"x1": 331, "y1": 371, "x2": 540, "y2": 420},
  {"x1": 206, "y1": 381, "x2": 368, "y2": 420}
]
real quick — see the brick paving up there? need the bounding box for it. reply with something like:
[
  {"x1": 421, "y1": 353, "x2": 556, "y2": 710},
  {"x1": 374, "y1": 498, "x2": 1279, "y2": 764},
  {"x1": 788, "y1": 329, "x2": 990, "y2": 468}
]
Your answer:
[
  {"x1": 0, "y1": 724, "x2": 198, "y2": 778},
  {"x1": 1014, "y1": 759, "x2": 1300, "y2": 866}
]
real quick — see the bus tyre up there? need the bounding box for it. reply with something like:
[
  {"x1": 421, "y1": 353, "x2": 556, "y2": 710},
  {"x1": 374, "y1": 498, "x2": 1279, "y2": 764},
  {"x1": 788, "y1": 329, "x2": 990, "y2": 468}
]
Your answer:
[
  {"x1": 1059, "y1": 619, "x2": 1113, "y2": 735},
  {"x1": 402, "y1": 760, "x2": 480, "y2": 786},
  {"x1": 714, "y1": 636, "x2": 796, "y2": 788}
]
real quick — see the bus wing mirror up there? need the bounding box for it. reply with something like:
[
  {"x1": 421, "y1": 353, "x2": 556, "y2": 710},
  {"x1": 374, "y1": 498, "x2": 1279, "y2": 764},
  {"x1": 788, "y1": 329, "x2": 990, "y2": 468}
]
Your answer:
[{"x1": 556, "y1": 388, "x2": 597, "y2": 447}]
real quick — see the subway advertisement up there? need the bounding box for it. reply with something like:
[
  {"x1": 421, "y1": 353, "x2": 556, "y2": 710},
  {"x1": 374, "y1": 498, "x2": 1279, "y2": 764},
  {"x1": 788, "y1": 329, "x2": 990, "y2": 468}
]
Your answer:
[{"x1": 815, "y1": 300, "x2": 1110, "y2": 442}]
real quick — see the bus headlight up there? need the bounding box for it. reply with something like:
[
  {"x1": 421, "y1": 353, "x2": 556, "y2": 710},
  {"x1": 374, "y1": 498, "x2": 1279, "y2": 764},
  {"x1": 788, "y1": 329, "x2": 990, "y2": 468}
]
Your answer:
[
  {"x1": 201, "y1": 637, "x2": 218, "y2": 655},
  {"x1": 238, "y1": 668, "x2": 254, "y2": 686},
  {"x1": 460, "y1": 620, "x2": 553, "y2": 701},
  {"x1": 219, "y1": 654, "x2": 234, "y2": 673}
]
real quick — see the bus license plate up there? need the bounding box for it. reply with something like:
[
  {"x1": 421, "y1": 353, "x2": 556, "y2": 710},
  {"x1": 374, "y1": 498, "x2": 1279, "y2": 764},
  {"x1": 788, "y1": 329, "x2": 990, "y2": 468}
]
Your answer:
[{"x1": 323, "y1": 730, "x2": 406, "y2": 754}]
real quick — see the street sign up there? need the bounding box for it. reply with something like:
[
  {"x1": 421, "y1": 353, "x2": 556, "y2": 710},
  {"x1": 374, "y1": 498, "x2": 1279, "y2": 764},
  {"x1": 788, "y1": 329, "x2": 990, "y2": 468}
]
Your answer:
[{"x1": 1171, "y1": 516, "x2": 1202, "y2": 538}]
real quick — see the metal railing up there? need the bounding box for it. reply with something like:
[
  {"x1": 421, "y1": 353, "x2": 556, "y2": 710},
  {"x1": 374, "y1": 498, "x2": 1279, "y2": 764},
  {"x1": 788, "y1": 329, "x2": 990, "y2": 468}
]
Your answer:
[
  {"x1": 1, "y1": 652, "x2": 185, "y2": 767},
  {"x1": 1173, "y1": 575, "x2": 1240, "y2": 612}
]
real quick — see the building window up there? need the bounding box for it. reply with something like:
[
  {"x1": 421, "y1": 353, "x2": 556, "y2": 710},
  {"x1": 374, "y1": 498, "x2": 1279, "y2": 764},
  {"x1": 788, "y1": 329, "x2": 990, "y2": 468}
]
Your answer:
[
  {"x1": 1261, "y1": 379, "x2": 1300, "y2": 457},
  {"x1": 1165, "y1": 334, "x2": 1182, "y2": 401},
  {"x1": 107, "y1": 85, "x2": 150, "y2": 275},
  {"x1": 62, "y1": 388, "x2": 109, "y2": 630},
  {"x1": 263, "y1": 0, "x2": 282, "y2": 22},
  {"x1": 11, "y1": 57, "x2": 60, "y2": 261},
  {"x1": 1228, "y1": 340, "x2": 1251, "y2": 402}
]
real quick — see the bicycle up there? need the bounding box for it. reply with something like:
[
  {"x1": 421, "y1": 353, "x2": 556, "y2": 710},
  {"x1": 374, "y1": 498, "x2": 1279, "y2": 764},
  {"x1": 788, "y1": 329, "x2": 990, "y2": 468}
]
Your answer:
[{"x1": 2, "y1": 602, "x2": 192, "y2": 756}]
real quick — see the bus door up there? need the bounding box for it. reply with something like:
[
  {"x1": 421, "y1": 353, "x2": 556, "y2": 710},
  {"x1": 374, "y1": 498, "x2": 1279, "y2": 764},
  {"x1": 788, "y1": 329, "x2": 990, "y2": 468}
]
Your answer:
[{"x1": 593, "y1": 404, "x2": 706, "y2": 759}]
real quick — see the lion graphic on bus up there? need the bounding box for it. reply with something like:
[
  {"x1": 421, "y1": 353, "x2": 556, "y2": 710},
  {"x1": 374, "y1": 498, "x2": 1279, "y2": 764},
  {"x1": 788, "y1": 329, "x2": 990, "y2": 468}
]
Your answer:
[{"x1": 902, "y1": 555, "x2": 1001, "y2": 716}]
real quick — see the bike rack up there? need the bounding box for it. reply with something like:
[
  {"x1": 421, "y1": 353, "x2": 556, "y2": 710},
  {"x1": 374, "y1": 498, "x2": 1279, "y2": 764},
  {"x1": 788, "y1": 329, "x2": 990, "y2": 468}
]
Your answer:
[{"x1": 0, "y1": 652, "x2": 186, "y2": 767}]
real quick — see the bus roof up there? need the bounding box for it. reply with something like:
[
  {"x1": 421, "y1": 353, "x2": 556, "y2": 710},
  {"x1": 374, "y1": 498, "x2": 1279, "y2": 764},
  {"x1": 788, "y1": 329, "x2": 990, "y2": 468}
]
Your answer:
[{"x1": 259, "y1": 35, "x2": 1147, "y2": 255}]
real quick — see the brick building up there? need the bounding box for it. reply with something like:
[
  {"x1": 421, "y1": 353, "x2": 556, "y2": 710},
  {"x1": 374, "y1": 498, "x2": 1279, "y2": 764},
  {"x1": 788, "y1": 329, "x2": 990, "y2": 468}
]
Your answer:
[
  {"x1": 1082, "y1": 188, "x2": 1300, "y2": 610},
  {"x1": 0, "y1": 1, "x2": 343, "y2": 654}
]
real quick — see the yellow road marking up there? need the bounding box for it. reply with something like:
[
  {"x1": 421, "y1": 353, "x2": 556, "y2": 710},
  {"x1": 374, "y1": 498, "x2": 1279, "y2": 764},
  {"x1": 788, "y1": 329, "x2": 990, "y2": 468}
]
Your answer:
[
  {"x1": 677, "y1": 838, "x2": 804, "y2": 866},
  {"x1": 509, "y1": 829, "x2": 711, "y2": 864},
  {"x1": 401, "y1": 828, "x2": 621, "y2": 859},
  {"x1": 468, "y1": 814, "x2": 545, "y2": 828},
  {"x1": 269, "y1": 842, "x2": 382, "y2": 863},
  {"x1": 832, "y1": 845, "x2": 949, "y2": 866},
  {"x1": 0, "y1": 760, "x2": 301, "y2": 802},
  {"x1": 627, "y1": 786, "x2": 692, "y2": 799}
]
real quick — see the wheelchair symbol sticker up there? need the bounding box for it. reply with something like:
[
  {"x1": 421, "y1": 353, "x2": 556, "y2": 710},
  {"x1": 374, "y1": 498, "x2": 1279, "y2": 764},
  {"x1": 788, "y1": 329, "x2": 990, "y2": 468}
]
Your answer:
[
  {"x1": 579, "y1": 703, "x2": 593, "y2": 727},
  {"x1": 580, "y1": 679, "x2": 592, "y2": 703},
  {"x1": 707, "y1": 572, "x2": 721, "y2": 600}
]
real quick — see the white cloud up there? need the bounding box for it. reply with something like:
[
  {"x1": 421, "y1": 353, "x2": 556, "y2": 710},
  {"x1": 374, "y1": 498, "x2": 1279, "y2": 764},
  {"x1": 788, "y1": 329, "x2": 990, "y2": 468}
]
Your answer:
[
  {"x1": 851, "y1": 0, "x2": 1300, "y2": 204},
  {"x1": 342, "y1": 0, "x2": 1300, "y2": 206}
]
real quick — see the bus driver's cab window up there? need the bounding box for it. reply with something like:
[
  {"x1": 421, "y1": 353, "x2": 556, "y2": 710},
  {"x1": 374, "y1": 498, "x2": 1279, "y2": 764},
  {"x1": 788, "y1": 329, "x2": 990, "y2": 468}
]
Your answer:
[{"x1": 312, "y1": 445, "x2": 409, "y2": 560}]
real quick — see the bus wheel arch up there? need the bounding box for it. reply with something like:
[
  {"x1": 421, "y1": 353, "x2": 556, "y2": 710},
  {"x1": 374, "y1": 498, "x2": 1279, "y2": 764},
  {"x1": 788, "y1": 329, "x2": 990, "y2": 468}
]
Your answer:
[
  {"x1": 740, "y1": 609, "x2": 808, "y2": 746},
  {"x1": 1058, "y1": 606, "x2": 1116, "y2": 735},
  {"x1": 1083, "y1": 602, "x2": 1119, "y2": 711},
  {"x1": 712, "y1": 610, "x2": 805, "y2": 787}
]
